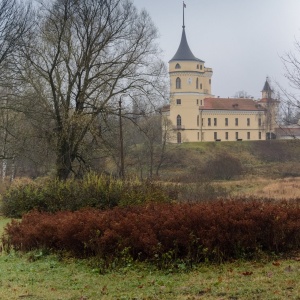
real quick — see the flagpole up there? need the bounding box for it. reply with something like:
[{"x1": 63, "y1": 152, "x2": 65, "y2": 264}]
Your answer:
[{"x1": 183, "y1": 1, "x2": 185, "y2": 28}]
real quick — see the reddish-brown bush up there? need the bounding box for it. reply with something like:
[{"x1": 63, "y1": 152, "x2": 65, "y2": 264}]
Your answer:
[{"x1": 2, "y1": 199, "x2": 300, "y2": 263}]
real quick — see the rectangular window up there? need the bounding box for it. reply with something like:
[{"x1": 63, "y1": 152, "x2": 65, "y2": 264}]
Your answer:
[
  {"x1": 200, "y1": 100, "x2": 203, "y2": 105},
  {"x1": 197, "y1": 132, "x2": 200, "y2": 140},
  {"x1": 197, "y1": 115, "x2": 199, "y2": 126},
  {"x1": 259, "y1": 132, "x2": 262, "y2": 140},
  {"x1": 214, "y1": 132, "x2": 217, "y2": 140},
  {"x1": 196, "y1": 99, "x2": 199, "y2": 105},
  {"x1": 247, "y1": 118, "x2": 250, "y2": 126},
  {"x1": 235, "y1": 118, "x2": 238, "y2": 126},
  {"x1": 176, "y1": 99, "x2": 181, "y2": 105},
  {"x1": 201, "y1": 118, "x2": 204, "y2": 126},
  {"x1": 258, "y1": 118, "x2": 262, "y2": 126},
  {"x1": 214, "y1": 118, "x2": 217, "y2": 126},
  {"x1": 225, "y1": 132, "x2": 228, "y2": 140},
  {"x1": 225, "y1": 118, "x2": 228, "y2": 126},
  {"x1": 236, "y1": 132, "x2": 239, "y2": 140},
  {"x1": 208, "y1": 118, "x2": 211, "y2": 126},
  {"x1": 201, "y1": 132, "x2": 205, "y2": 141},
  {"x1": 247, "y1": 132, "x2": 250, "y2": 140}
]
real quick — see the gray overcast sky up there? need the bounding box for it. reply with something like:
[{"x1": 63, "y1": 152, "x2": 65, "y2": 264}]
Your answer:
[{"x1": 133, "y1": 0, "x2": 300, "y2": 99}]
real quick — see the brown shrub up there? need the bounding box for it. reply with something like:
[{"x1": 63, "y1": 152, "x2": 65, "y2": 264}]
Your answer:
[{"x1": 2, "y1": 199, "x2": 300, "y2": 263}]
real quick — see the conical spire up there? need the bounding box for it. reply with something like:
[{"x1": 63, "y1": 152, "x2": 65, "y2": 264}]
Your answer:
[
  {"x1": 169, "y1": 28, "x2": 203, "y2": 62},
  {"x1": 262, "y1": 77, "x2": 272, "y2": 93},
  {"x1": 261, "y1": 77, "x2": 273, "y2": 99},
  {"x1": 169, "y1": 2, "x2": 203, "y2": 62}
]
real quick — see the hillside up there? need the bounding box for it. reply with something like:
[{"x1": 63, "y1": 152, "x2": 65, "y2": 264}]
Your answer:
[{"x1": 159, "y1": 139, "x2": 300, "y2": 198}]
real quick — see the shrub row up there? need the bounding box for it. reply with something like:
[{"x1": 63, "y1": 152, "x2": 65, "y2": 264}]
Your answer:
[
  {"x1": 3, "y1": 199, "x2": 300, "y2": 264},
  {"x1": 1, "y1": 174, "x2": 175, "y2": 218}
]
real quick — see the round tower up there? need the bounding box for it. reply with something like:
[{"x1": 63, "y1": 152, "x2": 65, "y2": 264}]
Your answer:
[{"x1": 169, "y1": 2, "x2": 213, "y2": 143}]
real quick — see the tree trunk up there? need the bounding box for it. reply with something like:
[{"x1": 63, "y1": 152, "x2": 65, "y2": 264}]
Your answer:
[{"x1": 56, "y1": 137, "x2": 74, "y2": 180}]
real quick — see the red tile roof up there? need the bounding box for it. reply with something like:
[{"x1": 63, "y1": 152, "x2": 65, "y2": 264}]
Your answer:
[
  {"x1": 202, "y1": 98, "x2": 266, "y2": 111},
  {"x1": 258, "y1": 98, "x2": 279, "y2": 104},
  {"x1": 275, "y1": 126, "x2": 300, "y2": 137}
]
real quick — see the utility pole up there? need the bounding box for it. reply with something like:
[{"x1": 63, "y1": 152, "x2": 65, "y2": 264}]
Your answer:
[{"x1": 119, "y1": 96, "x2": 125, "y2": 179}]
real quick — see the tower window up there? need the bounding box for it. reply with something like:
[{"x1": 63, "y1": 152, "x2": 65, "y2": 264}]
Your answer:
[
  {"x1": 235, "y1": 118, "x2": 238, "y2": 126},
  {"x1": 225, "y1": 118, "x2": 228, "y2": 126},
  {"x1": 236, "y1": 132, "x2": 239, "y2": 140},
  {"x1": 200, "y1": 83, "x2": 202, "y2": 89},
  {"x1": 225, "y1": 132, "x2": 229, "y2": 140},
  {"x1": 177, "y1": 115, "x2": 182, "y2": 127},
  {"x1": 196, "y1": 99, "x2": 199, "y2": 105},
  {"x1": 196, "y1": 64, "x2": 199, "y2": 69},
  {"x1": 259, "y1": 132, "x2": 262, "y2": 140},
  {"x1": 196, "y1": 78, "x2": 199, "y2": 89},
  {"x1": 175, "y1": 63, "x2": 181, "y2": 69},
  {"x1": 247, "y1": 132, "x2": 250, "y2": 140},
  {"x1": 214, "y1": 132, "x2": 217, "y2": 140},
  {"x1": 197, "y1": 115, "x2": 199, "y2": 126},
  {"x1": 176, "y1": 77, "x2": 181, "y2": 89},
  {"x1": 176, "y1": 99, "x2": 181, "y2": 105},
  {"x1": 247, "y1": 118, "x2": 250, "y2": 126},
  {"x1": 214, "y1": 118, "x2": 217, "y2": 126},
  {"x1": 208, "y1": 118, "x2": 211, "y2": 126},
  {"x1": 209, "y1": 79, "x2": 211, "y2": 84},
  {"x1": 200, "y1": 65, "x2": 203, "y2": 70}
]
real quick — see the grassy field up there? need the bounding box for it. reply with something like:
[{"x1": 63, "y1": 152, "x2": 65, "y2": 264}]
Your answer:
[
  {"x1": 0, "y1": 140, "x2": 300, "y2": 299},
  {"x1": 0, "y1": 217, "x2": 299, "y2": 300},
  {"x1": 0, "y1": 248, "x2": 299, "y2": 299}
]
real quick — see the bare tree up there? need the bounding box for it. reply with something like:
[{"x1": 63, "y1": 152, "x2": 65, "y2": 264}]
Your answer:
[
  {"x1": 0, "y1": 0, "x2": 32, "y2": 69},
  {"x1": 233, "y1": 90, "x2": 253, "y2": 99},
  {"x1": 15, "y1": 0, "x2": 166, "y2": 180},
  {"x1": 279, "y1": 39, "x2": 300, "y2": 125}
]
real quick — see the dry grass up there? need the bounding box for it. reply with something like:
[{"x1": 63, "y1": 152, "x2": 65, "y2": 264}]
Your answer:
[{"x1": 222, "y1": 177, "x2": 300, "y2": 199}]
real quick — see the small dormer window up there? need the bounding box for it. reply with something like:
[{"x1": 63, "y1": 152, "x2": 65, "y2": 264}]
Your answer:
[{"x1": 175, "y1": 63, "x2": 181, "y2": 69}]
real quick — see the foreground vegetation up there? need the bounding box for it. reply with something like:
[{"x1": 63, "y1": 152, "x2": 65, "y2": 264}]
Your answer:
[
  {"x1": 1, "y1": 141, "x2": 300, "y2": 298},
  {"x1": 3, "y1": 200, "x2": 300, "y2": 264},
  {"x1": 0, "y1": 246, "x2": 299, "y2": 299}
]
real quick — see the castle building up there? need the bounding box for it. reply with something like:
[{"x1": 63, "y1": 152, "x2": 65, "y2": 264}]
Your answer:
[{"x1": 162, "y1": 4, "x2": 278, "y2": 143}]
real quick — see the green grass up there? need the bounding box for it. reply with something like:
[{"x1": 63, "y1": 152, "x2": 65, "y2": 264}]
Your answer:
[{"x1": 0, "y1": 250, "x2": 299, "y2": 299}]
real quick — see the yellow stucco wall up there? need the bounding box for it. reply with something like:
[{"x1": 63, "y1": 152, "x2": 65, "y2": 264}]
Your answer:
[{"x1": 167, "y1": 51, "x2": 269, "y2": 143}]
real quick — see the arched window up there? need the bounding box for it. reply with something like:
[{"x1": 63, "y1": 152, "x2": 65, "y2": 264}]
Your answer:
[
  {"x1": 176, "y1": 77, "x2": 181, "y2": 89},
  {"x1": 177, "y1": 132, "x2": 182, "y2": 144},
  {"x1": 175, "y1": 63, "x2": 181, "y2": 69},
  {"x1": 177, "y1": 115, "x2": 182, "y2": 126},
  {"x1": 196, "y1": 78, "x2": 199, "y2": 89}
]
